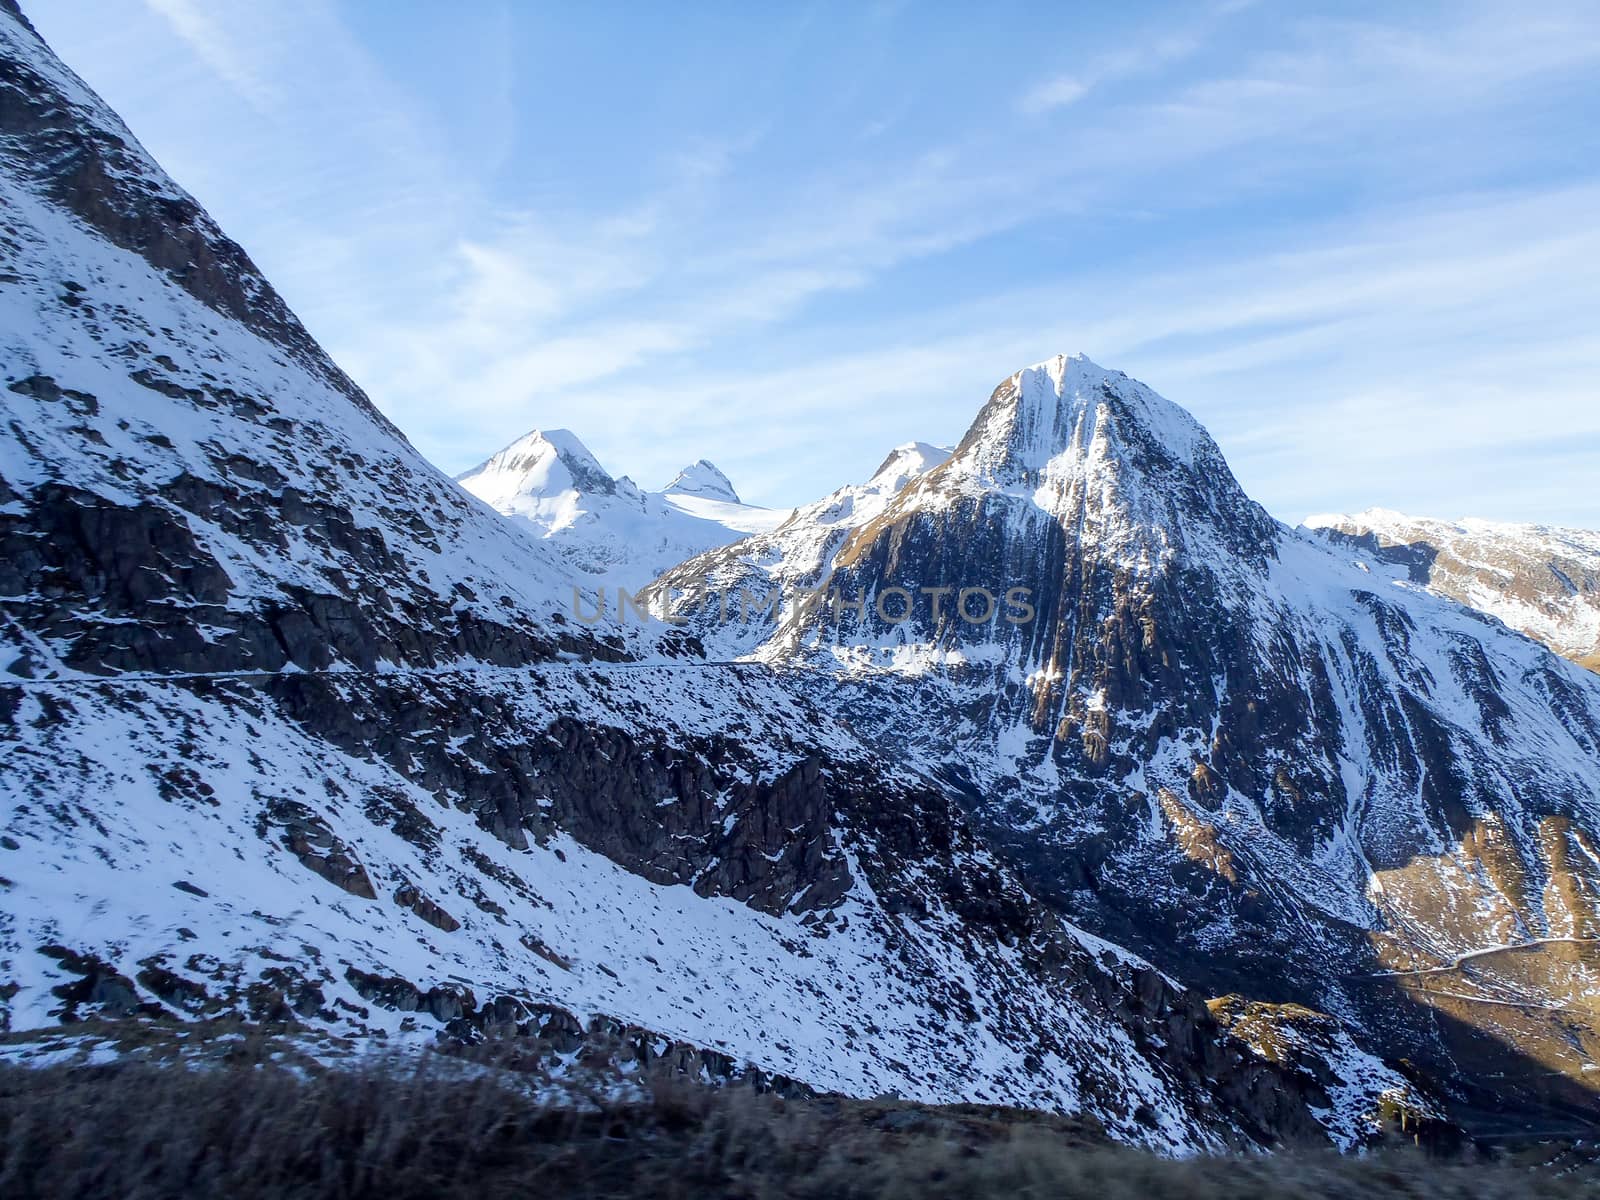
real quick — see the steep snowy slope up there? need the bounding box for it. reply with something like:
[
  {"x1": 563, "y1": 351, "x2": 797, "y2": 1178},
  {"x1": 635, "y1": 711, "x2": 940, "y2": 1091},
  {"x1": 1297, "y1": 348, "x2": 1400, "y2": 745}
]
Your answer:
[
  {"x1": 1306, "y1": 509, "x2": 1600, "y2": 672},
  {"x1": 457, "y1": 428, "x2": 787, "y2": 590},
  {"x1": 0, "y1": 6, "x2": 1378, "y2": 1150},
  {"x1": 660, "y1": 354, "x2": 1600, "y2": 1133}
]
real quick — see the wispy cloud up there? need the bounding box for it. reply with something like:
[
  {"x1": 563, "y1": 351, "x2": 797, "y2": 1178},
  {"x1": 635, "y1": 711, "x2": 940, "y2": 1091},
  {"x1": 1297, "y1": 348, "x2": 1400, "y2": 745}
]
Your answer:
[
  {"x1": 1015, "y1": 10, "x2": 1219, "y2": 116},
  {"x1": 143, "y1": 0, "x2": 285, "y2": 111},
  {"x1": 1018, "y1": 75, "x2": 1089, "y2": 114}
]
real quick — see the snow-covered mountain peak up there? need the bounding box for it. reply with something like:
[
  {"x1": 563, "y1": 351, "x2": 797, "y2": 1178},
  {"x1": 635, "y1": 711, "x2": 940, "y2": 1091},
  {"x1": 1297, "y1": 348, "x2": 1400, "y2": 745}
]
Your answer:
[
  {"x1": 457, "y1": 427, "x2": 618, "y2": 509},
  {"x1": 949, "y1": 352, "x2": 1214, "y2": 483},
  {"x1": 1306, "y1": 506, "x2": 1582, "y2": 544},
  {"x1": 457, "y1": 432, "x2": 786, "y2": 587},
  {"x1": 868, "y1": 441, "x2": 953, "y2": 491},
  {"x1": 854, "y1": 355, "x2": 1279, "y2": 572},
  {"x1": 664, "y1": 459, "x2": 740, "y2": 503},
  {"x1": 1305, "y1": 507, "x2": 1452, "y2": 539},
  {"x1": 535, "y1": 427, "x2": 613, "y2": 482}
]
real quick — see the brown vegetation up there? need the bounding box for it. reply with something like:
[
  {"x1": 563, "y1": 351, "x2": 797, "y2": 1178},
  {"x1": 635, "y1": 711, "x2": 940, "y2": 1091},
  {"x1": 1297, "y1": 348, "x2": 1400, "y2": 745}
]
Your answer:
[{"x1": 1, "y1": 1049, "x2": 1596, "y2": 1199}]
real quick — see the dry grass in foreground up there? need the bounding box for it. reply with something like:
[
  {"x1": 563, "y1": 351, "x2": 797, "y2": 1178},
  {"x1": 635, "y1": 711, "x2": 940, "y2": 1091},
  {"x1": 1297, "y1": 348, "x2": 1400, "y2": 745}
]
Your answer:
[{"x1": 0, "y1": 1052, "x2": 1595, "y2": 1199}]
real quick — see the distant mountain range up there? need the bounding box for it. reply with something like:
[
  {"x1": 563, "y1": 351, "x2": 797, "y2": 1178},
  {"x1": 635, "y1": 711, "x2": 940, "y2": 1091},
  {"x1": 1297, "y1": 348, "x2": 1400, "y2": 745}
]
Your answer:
[
  {"x1": 455, "y1": 427, "x2": 788, "y2": 589},
  {"x1": 1306, "y1": 509, "x2": 1600, "y2": 672}
]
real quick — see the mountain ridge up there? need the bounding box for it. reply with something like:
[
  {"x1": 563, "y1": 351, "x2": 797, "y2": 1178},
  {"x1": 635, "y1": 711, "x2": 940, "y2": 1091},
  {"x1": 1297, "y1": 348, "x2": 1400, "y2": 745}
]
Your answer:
[{"x1": 1305, "y1": 507, "x2": 1600, "y2": 672}]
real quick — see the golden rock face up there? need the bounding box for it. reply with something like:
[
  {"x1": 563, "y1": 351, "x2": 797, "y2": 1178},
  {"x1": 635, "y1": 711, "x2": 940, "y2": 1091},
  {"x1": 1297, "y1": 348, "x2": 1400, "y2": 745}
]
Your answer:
[{"x1": 1351, "y1": 815, "x2": 1600, "y2": 1110}]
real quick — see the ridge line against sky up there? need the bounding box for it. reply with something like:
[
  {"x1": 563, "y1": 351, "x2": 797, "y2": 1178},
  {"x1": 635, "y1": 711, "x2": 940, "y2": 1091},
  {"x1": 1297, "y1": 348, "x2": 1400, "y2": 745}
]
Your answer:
[{"x1": 27, "y1": 0, "x2": 1600, "y2": 526}]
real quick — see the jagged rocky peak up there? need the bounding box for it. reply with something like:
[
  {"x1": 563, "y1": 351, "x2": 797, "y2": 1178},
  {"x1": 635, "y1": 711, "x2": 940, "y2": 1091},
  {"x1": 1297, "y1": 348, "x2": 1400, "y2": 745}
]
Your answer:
[
  {"x1": 839, "y1": 353, "x2": 1280, "y2": 573},
  {"x1": 953, "y1": 354, "x2": 1209, "y2": 475},
  {"x1": 457, "y1": 427, "x2": 619, "y2": 506},
  {"x1": 752, "y1": 352, "x2": 1600, "y2": 1131},
  {"x1": 664, "y1": 458, "x2": 740, "y2": 503}
]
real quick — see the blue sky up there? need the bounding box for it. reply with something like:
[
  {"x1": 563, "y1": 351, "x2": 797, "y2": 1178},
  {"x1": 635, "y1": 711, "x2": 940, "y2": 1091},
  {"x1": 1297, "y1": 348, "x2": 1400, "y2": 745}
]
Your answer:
[{"x1": 30, "y1": 1, "x2": 1600, "y2": 524}]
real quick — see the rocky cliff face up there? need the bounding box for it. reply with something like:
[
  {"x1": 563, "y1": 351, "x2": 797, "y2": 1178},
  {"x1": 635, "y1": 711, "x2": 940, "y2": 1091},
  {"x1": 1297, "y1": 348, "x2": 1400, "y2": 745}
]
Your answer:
[
  {"x1": 1306, "y1": 509, "x2": 1600, "y2": 673},
  {"x1": 0, "y1": 4, "x2": 1386, "y2": 1152},
  {"x1": 660, "y1": 355, "x2": 1600, "y2": 1135}
]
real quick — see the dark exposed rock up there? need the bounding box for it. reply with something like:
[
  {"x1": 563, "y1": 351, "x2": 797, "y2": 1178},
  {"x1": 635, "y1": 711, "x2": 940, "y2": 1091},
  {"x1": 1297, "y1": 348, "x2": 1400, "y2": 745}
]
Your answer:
[
  {"x1": 393, "y1": 880, "x2": 460, "y2": 932},
  {"x1": 342, "y1": 962, "x2": 818, "y2": 1096},
  {"x1": 39, "y1": 944, "x2": 163, "y2": 1022},
  {"x1": 0, "y1": 469, "x2": 595, "y2": 679},
  {"x1": 257, "y1": 799, "x2": 376, "y2": 899},
  {"x1": 1209, "y1": 995, "x2": 1463, "y2": 1152},
  {"x1": 135, "y1": 957, "x2": 220, "y2": 1016}
]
